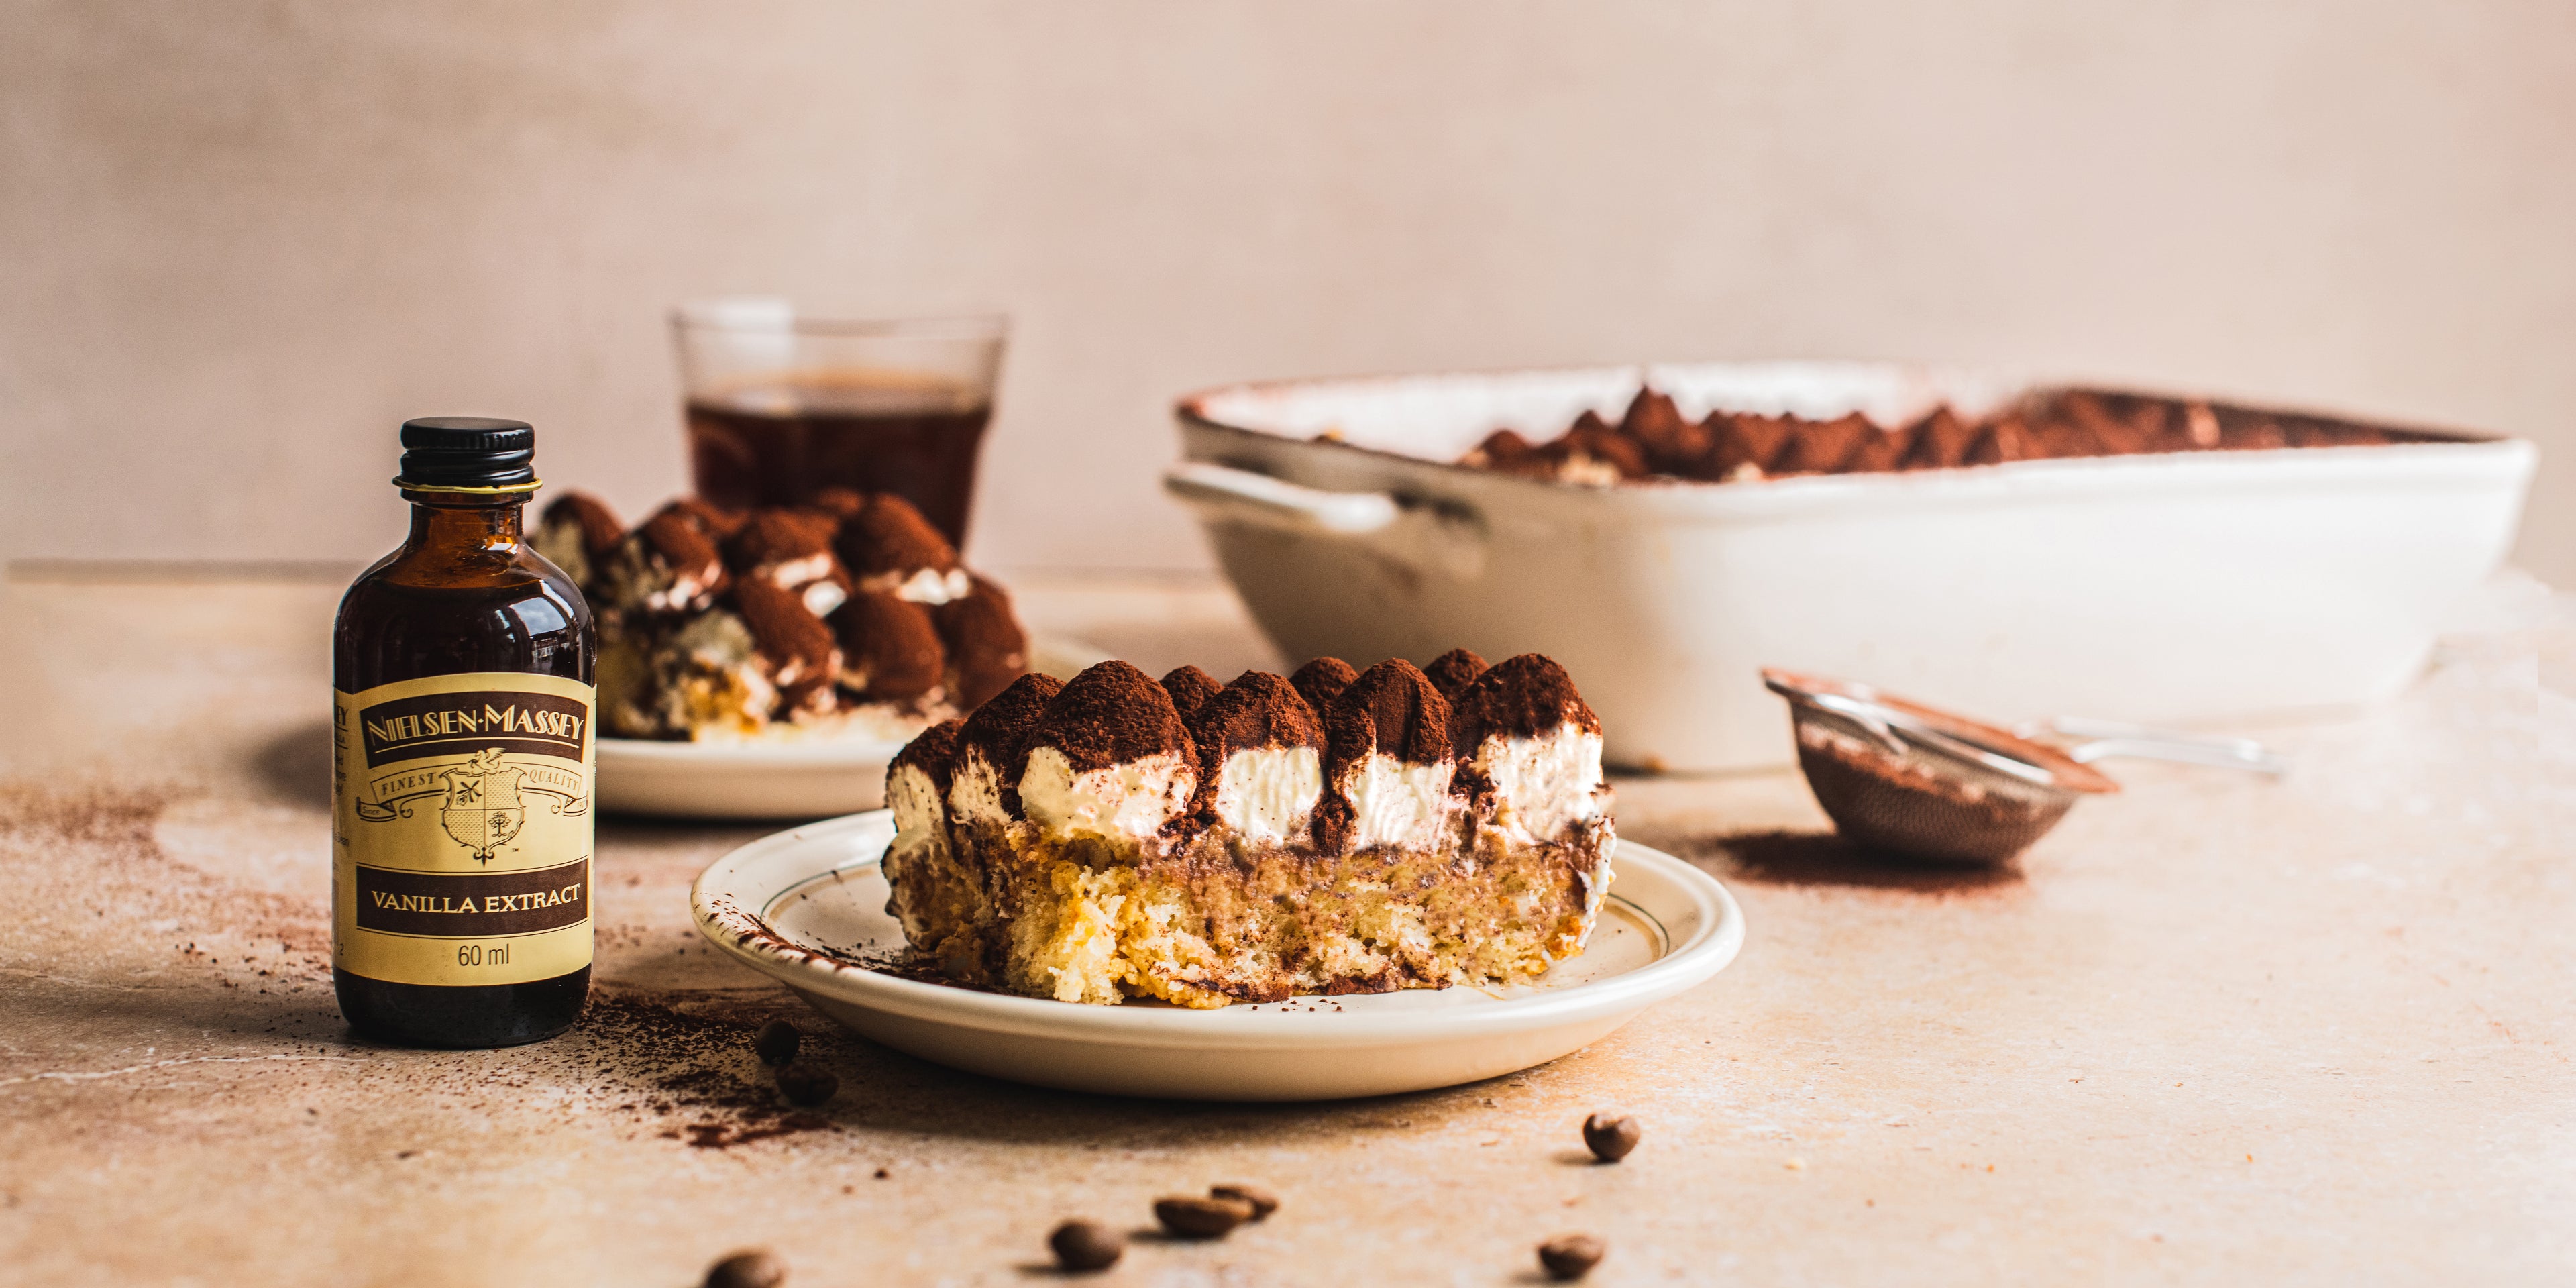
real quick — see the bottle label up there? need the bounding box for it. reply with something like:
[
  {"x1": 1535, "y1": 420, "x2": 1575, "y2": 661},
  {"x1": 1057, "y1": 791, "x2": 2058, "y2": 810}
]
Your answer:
[{"x1": 332, "y1": 672, "x2": 594, "y2": 987}]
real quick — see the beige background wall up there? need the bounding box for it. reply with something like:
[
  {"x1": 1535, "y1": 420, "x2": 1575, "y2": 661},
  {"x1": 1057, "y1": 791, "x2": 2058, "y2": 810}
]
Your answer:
[{"x1": 5, "y1": 1, "x2": 2571, "y2": 582}]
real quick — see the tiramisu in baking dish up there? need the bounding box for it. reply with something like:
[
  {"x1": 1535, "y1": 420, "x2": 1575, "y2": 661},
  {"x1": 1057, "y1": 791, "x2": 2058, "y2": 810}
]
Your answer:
[
  {"x1": 1167, "y1": 361, "x2": 2534, "y2": 771},
  {"x1": 1461, "y1": 385, "x2": 2444, "y2": 486},
  {"x1": 531, "y1": 488, "x2": 1028, "y2": 744},
  {"x1": 879, "y1": 651, "x2": 1615, "y2": 1007}
]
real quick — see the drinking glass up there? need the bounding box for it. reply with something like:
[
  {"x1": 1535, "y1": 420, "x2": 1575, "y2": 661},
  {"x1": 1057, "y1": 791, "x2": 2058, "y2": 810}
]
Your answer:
[{"x1": 672, "y1": 299, "x2": 1007, "y2": 549}]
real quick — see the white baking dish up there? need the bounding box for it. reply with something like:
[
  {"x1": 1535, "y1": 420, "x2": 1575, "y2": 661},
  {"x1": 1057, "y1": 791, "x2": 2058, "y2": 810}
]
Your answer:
[{"x1": 1166, "y1": 362, "x2": 2535, "y2": 772}]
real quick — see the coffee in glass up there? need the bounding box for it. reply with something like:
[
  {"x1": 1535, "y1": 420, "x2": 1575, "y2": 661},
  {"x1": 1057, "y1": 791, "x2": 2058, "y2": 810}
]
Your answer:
[{"x1": 673, "y1": 301, "x2": 1006, "y2": 549}]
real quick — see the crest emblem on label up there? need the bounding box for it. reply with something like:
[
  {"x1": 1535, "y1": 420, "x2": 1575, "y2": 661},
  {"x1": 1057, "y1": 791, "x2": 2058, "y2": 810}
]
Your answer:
[{"x1": 438, "y1": 748, "x2": 527, "y2": 863}]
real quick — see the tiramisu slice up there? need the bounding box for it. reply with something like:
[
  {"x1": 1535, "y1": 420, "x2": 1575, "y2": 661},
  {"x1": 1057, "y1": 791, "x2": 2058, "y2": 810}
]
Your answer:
[
  {"x1": 545, "y1": 489, "x2": 1032, "y2": 743},
  {"x1": 879, "y1": 653, "x2": 1615, "y2": 1007}
]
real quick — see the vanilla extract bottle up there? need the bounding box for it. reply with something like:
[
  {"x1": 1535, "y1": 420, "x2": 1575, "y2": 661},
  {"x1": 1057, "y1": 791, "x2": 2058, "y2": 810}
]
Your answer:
[{"x1": 332, "y1": 417, "x2": 596, "y2": 1047}]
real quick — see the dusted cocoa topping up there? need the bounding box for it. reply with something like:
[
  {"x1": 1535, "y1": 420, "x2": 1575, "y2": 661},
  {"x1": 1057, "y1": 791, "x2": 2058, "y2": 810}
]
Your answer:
[
  {"x1": 932, "y1": 575, "x2": 1029, "y2": 709},
  {"x1": 724, "y1": 509, "x2": 839, "y2": 571},
  {"x1": 539, "y1": 491, "x2": 624, "y2": 561},
  {"x1": 1028, "y1": 661, "x2": 1194, "y2": 775},
  {"x1": 1966, "y1": 414, "x2": 2042, "y2": 465},
  {"x1": 835, "y1": 493, "x2": 959, "y2": 580},
  {"x1": 2218, "y1": 404, "x2": 2290, "y2": 451},
  {"x1": 828, "y1": 590, "x2": 945, "y2": 702},
  {"x1": 1562, "y1": 411, "x2": 1648, "y2": 478},
  {"x1": 1452, "y1": 653, "x2": 1601, "y2": 756},
  {"x1": 1422, "y1": 648, "x2": 1489, "y2": 700},
  {"x1": 729, "y1": 578, "x2": 841, "y2": 708},
  {"x1": 1843, "y1": 418, "x2": 1919, "y2": 472},
  {"x1": 1772, "y1": 412, "x2": 1875, "y2": 474},
  {"x1": 1464, "y1": 428, "x2": 1542, "y2": 476},
  {"x1": 955, "y1": 672, "x2": 1065, "y2": 816},
  {"x1": 1457, "y1": 386, "x2": 2443, "y2": 484},
  {"x1": 1193, "y1": 672, "x2": 1325, "y2": 759},
  {"x1": 802, "y1": 486, "x2": 869, "y2": 522},
  {"x1": 1324, "y1": 660, "x2": 1453, "y2": 773},
  {"x1": 890, "y1": 718, "x2": 964, "y2": 795},
  {"x1": 638, "y1": 510, "x2": 730, "y2": 605},
  {"x1": 1619, "y1": 388, "x2": 1704, "y2": 474},
  {"x1": 1709, "y1": 411, "x2": 1797, "y2": 478},
  {"x1": 1160, "y1": 666, "x2": 1223, "y2": 726},
  {"x1": 1289, "y1": 657, "x2": 1360, "y2": 714},
  {"x1": 660, "y1": 496, "x2": 749, "y2": 541},
  {"x1": 1902, "y1": 406, "x2": 1978, "y2": 470}
]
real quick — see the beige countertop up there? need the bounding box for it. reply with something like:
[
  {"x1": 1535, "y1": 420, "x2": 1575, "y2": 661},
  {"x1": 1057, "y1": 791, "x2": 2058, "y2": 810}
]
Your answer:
[{"x1": 1, "y1": 568, "x2": 2569, "y2": 1286}]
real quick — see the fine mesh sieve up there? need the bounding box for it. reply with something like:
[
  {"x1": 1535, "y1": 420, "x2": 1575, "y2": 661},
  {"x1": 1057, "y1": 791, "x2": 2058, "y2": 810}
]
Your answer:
[{"x1": 1762, "y1": 669, "x2": 2286, "y2": 865}]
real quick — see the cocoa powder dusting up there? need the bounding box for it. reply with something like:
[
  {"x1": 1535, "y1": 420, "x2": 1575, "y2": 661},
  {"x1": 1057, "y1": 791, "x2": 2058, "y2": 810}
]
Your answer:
[
  {"x1": 829, "y1": 588, "x2": 945, "y2": 701},
  {"x1": 1450, "y1": 653, "x2": 1600, "y2": 759},
  {"x1": 932, "y1": 575, "x2": 1028, "y2": 710},
  {"x1": 1288, "y1": 657, "x2": 1360, "y2": 715},
  {"x1": 1160, "y1": 666, "x2": 1223, "y2": 727},
  {"x1": 1421, "y1": 648, "x2": 1489, "y2": 701},
  {"x1": 539, "y1": 491, "x2": 625, "y2": 560},
  {"x1": 1194, "y1": 672, "x2": 1324, "y2": 759},
  {"x1": 955, "y1": 672, "x2": 1065, "y2": 815},
  {"x1": 834, "y1": 493, "x2": 959, "y2": 578},
  {"x1": 890, "y1": 719, "x2": 964, "y2": 796},
  {"x1": 1324, "y1": 660, "x2": 1452, "y2": 777},
  {"x1": 1026, "y1": 661, "x2": 1194, "y2": 774}
]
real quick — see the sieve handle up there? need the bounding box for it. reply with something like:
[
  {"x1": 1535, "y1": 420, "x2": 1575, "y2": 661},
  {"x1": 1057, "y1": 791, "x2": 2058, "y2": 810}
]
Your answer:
[{"x1": 2049, "y1": 718, "x2": 2289, "y2": 776}]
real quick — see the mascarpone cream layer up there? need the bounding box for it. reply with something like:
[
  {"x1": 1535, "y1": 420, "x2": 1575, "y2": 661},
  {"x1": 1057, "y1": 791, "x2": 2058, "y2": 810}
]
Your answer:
[
  {"x1": 1210, "y1": 746, "x2": 1322, "y2": 843},
  {"x1": 1474, "y1": 722, "x2": 1605, "y2": 842},
  {"x1": 949, "y1": 751, "x2": 1012, "y2": 826},
  {"x1": 887, "y1": 762, "x2": 948, "y2": 857},
  {"x1": 1337, "y1": 753, "x2": 1455, "y2": 851},
  {"x1": 872, "y1": 567, "x2": 972, "y2": 606},
  {"x1": 1020, "y1": 746, "x2": 1195, "y2": 843}
]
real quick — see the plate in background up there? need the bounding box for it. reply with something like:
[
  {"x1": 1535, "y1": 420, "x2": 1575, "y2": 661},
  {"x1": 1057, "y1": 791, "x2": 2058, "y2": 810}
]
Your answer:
[
  {"x1": 598, "y1": 635, "x2": 1108, "y2": 820},
  {"x1": 690, "y1": 810, "x2": 1744, "y2": 1100}
]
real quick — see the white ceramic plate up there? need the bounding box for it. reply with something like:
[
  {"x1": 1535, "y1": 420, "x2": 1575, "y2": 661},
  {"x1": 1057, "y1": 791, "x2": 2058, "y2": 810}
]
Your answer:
[
  {"x1": 690, "y1": 810, "x2": 1745, "y2": 1100},
  {"x1": 598, "y1": 636, "x2": 1109, "y2": 820}
]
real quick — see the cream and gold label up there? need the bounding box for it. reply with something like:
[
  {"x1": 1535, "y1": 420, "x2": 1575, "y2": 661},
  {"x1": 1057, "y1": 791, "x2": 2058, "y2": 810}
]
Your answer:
[{"x1": 332, "y1": 672, "x2": 594, "y2": 987}]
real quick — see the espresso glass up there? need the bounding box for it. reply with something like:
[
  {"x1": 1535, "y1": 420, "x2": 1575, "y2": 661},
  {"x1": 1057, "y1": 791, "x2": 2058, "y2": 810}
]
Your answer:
[{"x1": 672, "y1": 300, "x2": 1006, "y2": 549}]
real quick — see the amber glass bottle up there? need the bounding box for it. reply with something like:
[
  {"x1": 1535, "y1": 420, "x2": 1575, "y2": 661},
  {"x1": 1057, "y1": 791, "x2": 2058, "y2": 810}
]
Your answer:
[{"x1": 331, "y1": 417, "x2": 596, "y2": 1047}]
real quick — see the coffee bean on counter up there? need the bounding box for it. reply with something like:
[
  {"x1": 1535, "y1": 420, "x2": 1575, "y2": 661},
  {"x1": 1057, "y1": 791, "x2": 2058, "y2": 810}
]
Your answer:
[
  {"x1": 703, "y1": 1248, "x2": 787, "y2": 1288},
  {"x1": 1153, "y1": 1195, "x2": 1254, "y2": 1239},
  {"x1": 774, "y1": 1062, "x2": 838, "y2": 1107},
  {"x1": 1538, "y1": 1234, "x2": 1606, "y2": 1281},
  {"x1": 1208, "y1": 1183, "x2": 1279, "y2": 1220},
  {"x1": 753, "y1": 1020, "x2": 801, "y2": 1067},
  {"x1": 1048, "y1": 1220, "x2": 1125, "y2": 1272},
  {"x1": 1582, "y1": 1112, "x2": 1642, "y2": 1163}
]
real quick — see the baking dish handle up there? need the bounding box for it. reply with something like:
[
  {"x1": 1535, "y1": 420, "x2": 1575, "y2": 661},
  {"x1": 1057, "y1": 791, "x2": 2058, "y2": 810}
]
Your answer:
[{"x1": 1160, "y1": 462, "x2": 1400, "y2": 534}]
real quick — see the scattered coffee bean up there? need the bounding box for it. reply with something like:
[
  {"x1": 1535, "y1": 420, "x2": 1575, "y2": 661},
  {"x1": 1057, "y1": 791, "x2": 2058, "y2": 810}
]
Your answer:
[
  {"x1": 704, "y1": 1248, "x2": 787, "y2": 1288},
  {"x1": 774, "y1": 1062, "x2": 838, "y2": 1107},
  {"x1": 1048, "y1": 1220, "x2": 1125, "y2": 1272},
  {"x1": 1154, "y1": 1195, "x2": 1254, "y2": 1239},
  {"x1": 1582, "y1": 1112, "x2": 1642, "y2": 1163},
  {"x1": 1208, "y1": 1182, "x2": 1279, "y2": 1220},
  {"x1": 753, "y1": 1020, "x2": 800, "y2": 1067},
  {"x1": 1538, "y1": 1234, "x2": 1605, "y2": 1280}
]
